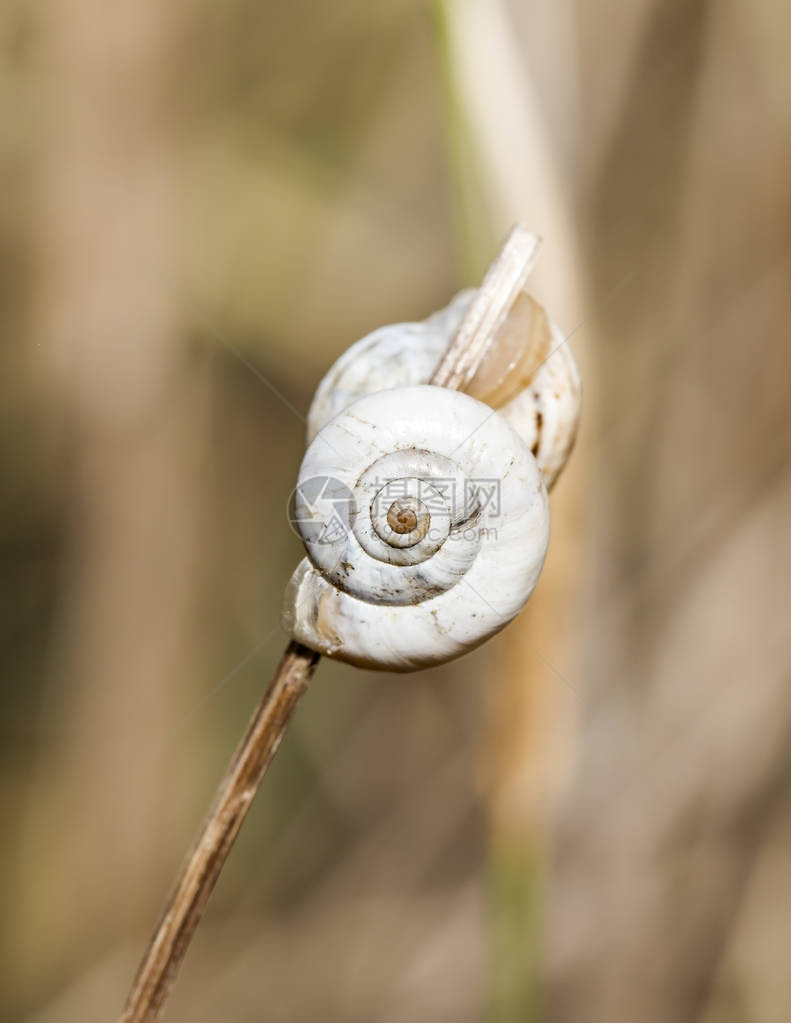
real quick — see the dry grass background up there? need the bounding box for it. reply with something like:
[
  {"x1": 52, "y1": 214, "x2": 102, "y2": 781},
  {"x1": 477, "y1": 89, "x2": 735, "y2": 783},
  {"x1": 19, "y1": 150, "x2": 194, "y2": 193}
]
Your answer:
[{"x1": 1, "y1": 1, "x2": 790, "y2": 1021}]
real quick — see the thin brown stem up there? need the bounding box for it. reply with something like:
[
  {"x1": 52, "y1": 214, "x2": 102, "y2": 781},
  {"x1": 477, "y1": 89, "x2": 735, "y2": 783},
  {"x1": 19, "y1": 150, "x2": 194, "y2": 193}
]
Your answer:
[{"x1": 120, "y1": 641, "x2": 320, "y2": 1023}]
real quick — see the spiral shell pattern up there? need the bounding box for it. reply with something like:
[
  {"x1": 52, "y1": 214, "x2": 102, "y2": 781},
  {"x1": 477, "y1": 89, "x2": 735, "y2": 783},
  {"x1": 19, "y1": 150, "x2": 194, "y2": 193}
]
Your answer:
[{"x1": 284, "y1": 386, "x2": 549, "y2": 671}]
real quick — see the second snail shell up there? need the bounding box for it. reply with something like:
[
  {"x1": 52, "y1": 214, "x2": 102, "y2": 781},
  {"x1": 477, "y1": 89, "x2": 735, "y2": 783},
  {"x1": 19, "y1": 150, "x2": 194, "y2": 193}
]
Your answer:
[{"x1": 307, "y1": 289, "x2": 581, "y2": 490}]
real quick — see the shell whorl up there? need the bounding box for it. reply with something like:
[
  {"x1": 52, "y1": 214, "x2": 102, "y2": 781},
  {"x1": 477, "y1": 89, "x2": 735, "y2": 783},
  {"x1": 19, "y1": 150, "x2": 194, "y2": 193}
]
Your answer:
[
  {"x1": 307, "y1": 290, "x2": 580, "y2": 490},
  {"x1": 284, "y1": 386, "x2": 550, "y2": 671}
]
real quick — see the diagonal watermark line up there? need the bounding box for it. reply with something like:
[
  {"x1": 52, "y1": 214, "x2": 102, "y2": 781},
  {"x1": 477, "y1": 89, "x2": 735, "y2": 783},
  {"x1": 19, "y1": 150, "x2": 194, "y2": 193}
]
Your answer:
[
  {"x1": 461, "y1": 577, "x2": 640, "y2": 756},
  {"x1": 150, "y1": 621, "x2": 284, "y2": 755},
  {"x1": 150, "y1": 554, "x2": 346, "y2": 755},
  {"x1": 148, "y1": 263, "x2": 349, "y2": 463},
  {"x1": 507, "y1": 622, "x2": 640, "y2": 757},
  {"x1": 450, "y1": 265, "x2": 641, "y2": 456},
  {"x1": 529, "y1": 264, "x2": 642, "y2": 382},
  {"x1": 148, "y1": 263, "x2": 308, "y2": 425}
]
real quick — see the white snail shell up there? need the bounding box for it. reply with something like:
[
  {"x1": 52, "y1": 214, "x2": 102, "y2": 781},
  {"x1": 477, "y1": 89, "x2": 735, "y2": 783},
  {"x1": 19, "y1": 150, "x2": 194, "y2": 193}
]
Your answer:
[
  {"x1": 284, "y1": 386, "x2": 549, "y2": 671},
  {"x1": 308, "y1": 290, "x2": 581, "y2": 490}
]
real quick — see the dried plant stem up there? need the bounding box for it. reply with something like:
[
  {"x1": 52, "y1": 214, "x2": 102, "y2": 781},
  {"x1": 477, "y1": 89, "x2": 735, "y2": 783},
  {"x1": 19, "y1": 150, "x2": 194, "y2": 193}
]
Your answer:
[
  {"x1": 120, "y1": 641, "x2": 320, "y2": 1023},
  {"x1": 429, "y1": 225, "x2": 539, "y2": 388},
  {"x1": 121, "y1": 224, "x2": 534, "y2": 1022}
]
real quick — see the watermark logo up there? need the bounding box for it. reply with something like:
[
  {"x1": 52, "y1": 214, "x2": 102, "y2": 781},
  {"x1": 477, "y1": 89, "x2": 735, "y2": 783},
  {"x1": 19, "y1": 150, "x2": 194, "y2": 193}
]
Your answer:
[
  {"x1": 288, "y1": 475, "x2": 356, "y2": 545},
  {"x1": 471, "y1": 478, "x2": 501, "y2": 516},
  {"x1": 369, "y1": 477, "x2": 502, "y2": 518},
  {"x1": 288, "y1": 475, "x2": 502, "y2": 545}
]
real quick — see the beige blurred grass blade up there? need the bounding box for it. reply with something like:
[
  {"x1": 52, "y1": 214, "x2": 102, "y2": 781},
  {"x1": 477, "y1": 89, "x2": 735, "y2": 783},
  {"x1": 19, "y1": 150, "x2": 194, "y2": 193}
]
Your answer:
[
  {"x1": 434, "y1": 1, "x2": 586, "y2": 1019},
  {"x1": 437, "y1": 0, "x2": 583, "y2": 317}
]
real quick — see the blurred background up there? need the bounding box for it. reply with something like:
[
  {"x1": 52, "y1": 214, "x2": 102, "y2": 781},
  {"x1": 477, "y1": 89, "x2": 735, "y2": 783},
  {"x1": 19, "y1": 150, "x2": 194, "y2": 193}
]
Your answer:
[{"x1": 2, "y1": 1, "x2": 790, "y2": 1020}]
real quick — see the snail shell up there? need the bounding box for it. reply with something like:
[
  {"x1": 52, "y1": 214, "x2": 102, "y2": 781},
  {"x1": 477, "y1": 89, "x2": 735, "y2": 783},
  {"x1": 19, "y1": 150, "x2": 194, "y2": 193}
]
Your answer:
[
  {"x1": 308, "y1": 290, "x2": 580, "y2": 491},
  {"x1": 284, "y1": 386, "x2": 549, "y2": 671}
]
